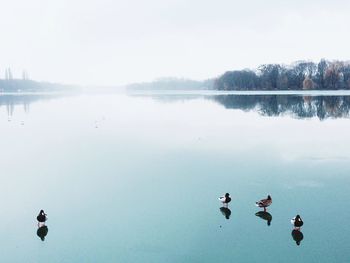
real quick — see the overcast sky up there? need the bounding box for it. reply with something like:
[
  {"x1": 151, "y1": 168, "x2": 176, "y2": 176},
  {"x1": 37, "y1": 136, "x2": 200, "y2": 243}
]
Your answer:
[{"x1": 1, "y1": 0, "x2": 349, "y2": 86}]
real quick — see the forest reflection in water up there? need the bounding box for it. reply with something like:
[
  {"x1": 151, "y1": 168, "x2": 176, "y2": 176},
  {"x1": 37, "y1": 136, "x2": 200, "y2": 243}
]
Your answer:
[
  {"x1": 133, "y1": 93, "x2": 350, "y2": 120},
  {"x1": 0, "y1": 94, "x2": 70, "y2": 117},
  {"x1": 211, "y1": 95, "x2": 350, "y2": 120},
  {"x1": 2, "y1": 93, "x2": 350, "y2": 120}
]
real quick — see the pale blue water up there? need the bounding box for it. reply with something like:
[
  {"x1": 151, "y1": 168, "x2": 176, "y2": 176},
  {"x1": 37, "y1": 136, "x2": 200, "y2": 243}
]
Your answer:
[{"x1": 1, "y1": 93, "x2": 350, "y2": 262}]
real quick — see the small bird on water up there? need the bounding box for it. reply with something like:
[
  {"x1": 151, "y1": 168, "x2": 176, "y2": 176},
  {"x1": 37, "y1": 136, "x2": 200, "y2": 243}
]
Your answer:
[
  {"x1": 219, "y1": 193, "x2": 231, "y2": 207},
  {"x1": 255, "y1": 195, "x2": 272, "y2": 211},
  {"x1": 37, "y1": 210, "x2": 47, "y2": 226},
  {"x1": 291, "y1": 215, "x2": 304, "y2": 230}
]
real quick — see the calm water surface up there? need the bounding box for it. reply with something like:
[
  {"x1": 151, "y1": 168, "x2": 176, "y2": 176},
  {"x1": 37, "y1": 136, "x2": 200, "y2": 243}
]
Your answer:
[{"x1": 1, "y1": 93, "x2": 350, "y2": 262}]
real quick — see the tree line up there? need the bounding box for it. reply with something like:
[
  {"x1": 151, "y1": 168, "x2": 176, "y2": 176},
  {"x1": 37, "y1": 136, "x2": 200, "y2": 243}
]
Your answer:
[
  {"x1": 0, "y1": 68, "x2": 76, "y2": 92},
  {"x1": 214, "y1": 59, "x2": 350, "y2": 90}
]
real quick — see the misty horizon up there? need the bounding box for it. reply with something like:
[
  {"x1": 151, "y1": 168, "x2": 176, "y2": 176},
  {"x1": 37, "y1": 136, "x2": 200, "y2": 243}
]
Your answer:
[
  {"x1": 1, "y1": 0, "x2": 350, "y2": 86},
  {"x1": 2, "y1": 58, "x2": 350, "y2": 89}
]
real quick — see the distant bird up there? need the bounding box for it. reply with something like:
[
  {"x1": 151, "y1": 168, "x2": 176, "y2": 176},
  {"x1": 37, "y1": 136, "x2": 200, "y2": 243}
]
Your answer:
[
  {"x1": 291, "y1": 215, "x2": 304, "y2": 230},
  {"x1": 255, "y1": 211, "x2": 272, "y2": 226},
  {"x1": 255, "y1": 195, "x2": 272, "y2": 211},
  {"x1": 37, "y1": 225, "x2": 49, "y2": 241},
  {"x1": 37, "y1": 210, "x2": 47, "y2": 226},
  {"x1": 219, "y1": 193, "x2": 231, "y2": 207},
  {"x1": 220, "y1": 207, "x2": 232, "y2": 219},
  {"x1": 291, "y1": 229, "x2": 304, "y2": 246}
]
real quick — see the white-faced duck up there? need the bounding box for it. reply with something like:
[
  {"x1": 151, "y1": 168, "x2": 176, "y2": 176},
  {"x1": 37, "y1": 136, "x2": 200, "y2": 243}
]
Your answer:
[
  {"x1": 255, "y1": 195, "x2": 272, "y2": 211},
  {"x1": 219, "y1": 193, "x2": 231, "y2": 207},
  {"x1": 291, "y1": 215, "x2": 304, "y2": 230},
  {"x1": 37, "y1": 210, "x2": 47, "y2": 226}
]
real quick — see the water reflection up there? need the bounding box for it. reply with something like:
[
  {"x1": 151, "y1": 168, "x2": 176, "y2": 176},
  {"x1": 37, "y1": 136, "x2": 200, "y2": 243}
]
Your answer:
[
  {"x1": 219, "y1": 207, "x2": 232, "y2": 219},
  {"x1": 255, "y1": 211, "x2": 272, "y2": 226},
  {"x1": 0, "y1": 94, "x2": 68, "y2": 117},
  {"x1": 211, "y1": 95, "x2": 350, "y2": 120},
  {"x1": 37, "y1": 225, "x2": 49, "y2": 241},
  {"x1": 291, "y1": 229, "x2": 304, "y2": 246},
  {"x1": 3, "y1": 93, "x2": 350, "y2": 120},
  {"x1": 132, "y1": 93, "x2": 350, "y2": 120}
]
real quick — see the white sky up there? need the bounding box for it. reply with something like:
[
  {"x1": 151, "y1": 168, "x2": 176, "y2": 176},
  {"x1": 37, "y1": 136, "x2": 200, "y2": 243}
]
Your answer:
[{"x1": 1, "y1": 0, "x2": 349, "y2": 86}]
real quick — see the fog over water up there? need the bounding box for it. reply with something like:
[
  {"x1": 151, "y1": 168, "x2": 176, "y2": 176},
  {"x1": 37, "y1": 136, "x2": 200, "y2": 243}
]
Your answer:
[{"x1": 2, "y1": 0, "x2": 350, "y2": 261}]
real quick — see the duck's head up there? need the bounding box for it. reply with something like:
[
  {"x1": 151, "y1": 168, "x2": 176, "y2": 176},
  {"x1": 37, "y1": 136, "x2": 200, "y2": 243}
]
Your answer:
[
  {"x1": 225, "y1": 193, "x2": 230, "y2": 198},
  {"x1": 296, "y1": 215, "x2": 301, "y2": 219},
  {"x1": 267, "y1": 195, "x2": 271, "y2": 200}
]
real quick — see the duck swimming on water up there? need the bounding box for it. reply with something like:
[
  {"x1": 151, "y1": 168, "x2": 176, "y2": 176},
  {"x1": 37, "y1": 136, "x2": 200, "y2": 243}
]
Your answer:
[
  {"x1": 291, "y1": 215, "x2": 304, "y2": 230},
  {"x1": 37, "y1": 210, "x2": 47, "y2": 226},
  {"x1": 219, "y1": 193, "x2": 231, "y2": 207},
  {"x1": 255, "y1": 195, "x2": 272, "y2": 211}
]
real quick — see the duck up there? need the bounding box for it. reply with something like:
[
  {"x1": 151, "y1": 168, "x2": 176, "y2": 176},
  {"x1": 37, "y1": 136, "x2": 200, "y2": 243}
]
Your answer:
[
  {"x1": 218, "y1": 193, "x2": 231, "y2": 207},
  {"x1": 37, "y1": 210, "x2": 47, "y2": 225},
  {"x1": 291, "y1": 215, "x2": 304, "y2": 229},
  {"x1": 255, "y1": 195, "x2": 272, "y2": 211}
]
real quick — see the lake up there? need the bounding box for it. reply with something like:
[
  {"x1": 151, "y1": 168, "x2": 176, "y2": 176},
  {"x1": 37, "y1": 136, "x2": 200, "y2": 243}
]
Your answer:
[{"x1": 1, "y1": 92, "x2": 350, "y2": 262}]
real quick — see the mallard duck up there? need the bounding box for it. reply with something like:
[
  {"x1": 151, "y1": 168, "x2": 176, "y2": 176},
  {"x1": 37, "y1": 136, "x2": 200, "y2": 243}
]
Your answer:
[
  {"x1": 37, "y1": 210, "x2": 47, "y2": 225},
  {"x1": 291, "y1": 215, "x2": 303, "y2": 229},
  {"x1": 255, "y1": 195, "x2": 272, "y2": 211},
  {"x1": 218, "y1": 193, "x2": 231, "y2": 207}
]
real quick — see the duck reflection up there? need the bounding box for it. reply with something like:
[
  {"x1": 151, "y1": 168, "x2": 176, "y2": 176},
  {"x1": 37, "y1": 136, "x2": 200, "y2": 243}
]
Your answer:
[
  {"x1": 37, "y1": 225, "x2": 49, "y2": 241},
  {"x1": 255, "y1": 211, "x2": 272, "y2": 226},
  {"x1": 291, "y1": 229, "x2": 304, "y2": 246},
  {"x1": 220, "y1": 207, "x2": 231, "y2": 219}
]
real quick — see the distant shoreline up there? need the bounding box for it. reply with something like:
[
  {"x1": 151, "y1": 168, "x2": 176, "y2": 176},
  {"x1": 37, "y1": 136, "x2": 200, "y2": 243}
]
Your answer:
[
  {"x1": 3, "y1": 89, "x2": 350, "y2": 96},
  {"x1": 126, "y1": 89, "x2": 350, "y2": 96}
]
